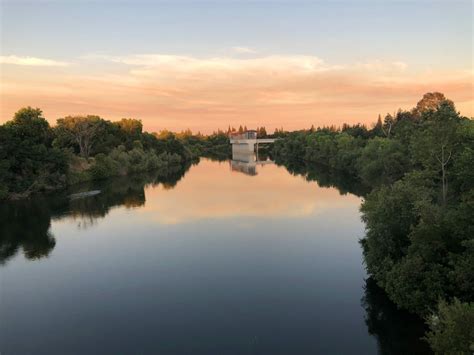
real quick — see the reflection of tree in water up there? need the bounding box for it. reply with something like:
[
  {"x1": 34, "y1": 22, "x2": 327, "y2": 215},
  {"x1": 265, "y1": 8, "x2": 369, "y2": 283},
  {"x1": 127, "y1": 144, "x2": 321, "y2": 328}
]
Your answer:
[
  {"x1": 0, "y1": 198, "x2": 56, "y2": 264},
  {"x1": 362, "y1": 278, "x2": 432, "y2": 355},
  {"x1": 0, "y1": 164, "x2": 191, "y2": 264},
  {"x1": 60, "y1": 163, "x2": 191, "y2": 227},
  {"x1": 276, "y1": 160, "x2": 370, "y2": 197},
  {"x1": 276, "y1": 159, "x2": 431, "y2": 353},
  {"x1": 255, "y1": 146, "x2": 273, "y2": 161},
  {"x1": 64, "y1": 176, "x2": 148, "y2": 229},
  {"x1": 202, "y1": 152, "x2": 230, "y2": 162}
]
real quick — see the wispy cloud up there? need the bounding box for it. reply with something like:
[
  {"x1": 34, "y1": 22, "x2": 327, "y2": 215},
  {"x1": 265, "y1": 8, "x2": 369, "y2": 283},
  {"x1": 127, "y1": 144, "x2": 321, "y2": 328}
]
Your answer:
[
  {"x1": 356, "y1": 60, "x2": 408, "y2": 72},
  {"x1": 0, "y1": 55, "x2": 70, "y2": 67},
  {"x1": 99, "y1": 54, "x2": 335, "y2": 76},
  {"x1": 231, "y1": 46, "x2": 257, "y2": 54}
]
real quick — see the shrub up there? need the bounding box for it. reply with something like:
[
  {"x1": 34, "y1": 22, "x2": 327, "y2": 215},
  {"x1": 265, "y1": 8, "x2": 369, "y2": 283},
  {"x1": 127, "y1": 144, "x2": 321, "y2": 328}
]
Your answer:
[{"x1": 425, "y1": 299, "x2": 474, "y2": 354}]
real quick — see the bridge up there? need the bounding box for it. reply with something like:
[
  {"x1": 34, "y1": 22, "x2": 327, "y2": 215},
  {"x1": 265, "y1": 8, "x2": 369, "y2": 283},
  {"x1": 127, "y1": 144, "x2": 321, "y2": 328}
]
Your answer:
[{"x1": 229, "y1": 130, "x2": 276, "y2": 153}]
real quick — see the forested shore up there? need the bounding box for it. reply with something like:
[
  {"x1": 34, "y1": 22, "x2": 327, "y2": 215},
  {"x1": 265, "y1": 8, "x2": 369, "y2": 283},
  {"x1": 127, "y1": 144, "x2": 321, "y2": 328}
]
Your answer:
[
  {"x1": 0, "y1": 108, "x2": 235, "y2": 200},
  {"x1": 272, "y1": 93, "x2": 474, "y2": 354}
]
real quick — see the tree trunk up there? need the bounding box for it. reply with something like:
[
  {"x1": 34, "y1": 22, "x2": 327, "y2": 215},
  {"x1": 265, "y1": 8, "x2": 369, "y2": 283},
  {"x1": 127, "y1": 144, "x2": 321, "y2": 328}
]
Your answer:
[{"x1": 439, "y1": 145, "x2": 451, "y2": 206}]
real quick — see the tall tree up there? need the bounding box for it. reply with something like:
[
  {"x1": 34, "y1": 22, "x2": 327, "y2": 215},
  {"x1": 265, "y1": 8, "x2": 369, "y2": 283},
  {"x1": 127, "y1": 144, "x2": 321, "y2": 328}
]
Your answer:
[
  {"x1": 381, "y1": 113, "x2": 395, "y2": 138},
  {"x1": 56, "y1": 116, "x2": 102, "y2": 159},
  {"x1": 116, "y1": 118, "x2": 143, "y2": 137},
  {"x1": 411, "y1": 102, "x2": 461, "y2": 205},
  {"x1": 413, "y1": 92, "x2": 455, "y2": 116}
]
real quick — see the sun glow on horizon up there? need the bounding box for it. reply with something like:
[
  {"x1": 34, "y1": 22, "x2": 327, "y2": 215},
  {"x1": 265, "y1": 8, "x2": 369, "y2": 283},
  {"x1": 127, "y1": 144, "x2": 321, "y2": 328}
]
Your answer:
[{"x1": 1, "y1": 53, "x2": 472, "y2": 133}]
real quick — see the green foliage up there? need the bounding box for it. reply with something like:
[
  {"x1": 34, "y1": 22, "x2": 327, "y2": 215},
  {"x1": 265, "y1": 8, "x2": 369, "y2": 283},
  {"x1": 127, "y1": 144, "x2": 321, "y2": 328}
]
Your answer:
[
  {"x1": 274, "y1": 128, "x2": 369, "y2": 180},
  {"x1": 54, "y1": 115, "x2": 102, "y2": 158},
  {"x1": 357, "y1": 137, "x2": 410, "y2": 185},
  {"x1": 1, "y1": 107, "x2": 195, "y2": 199},
  {"x1": 273, "y1": 94, "x2": 474, "y2": 322},
  {"x1": 360, "y1": 178, "x2": 432, "y2": 290},
  {"x1": 425, "y1": 299, "x2": 474, "y2": 354},
  {"x1": 0, "y1": 107, "x2": 67, "y2": 198},
  {"x1": 178, "y1": 131, "x2": 232, "y2": 159},
  {"x1": 360, "y1": 115, "x2": 473, "y2": 315},
  {"x1": 88, "y1": 146, "x2": 182, "y2": 180}
]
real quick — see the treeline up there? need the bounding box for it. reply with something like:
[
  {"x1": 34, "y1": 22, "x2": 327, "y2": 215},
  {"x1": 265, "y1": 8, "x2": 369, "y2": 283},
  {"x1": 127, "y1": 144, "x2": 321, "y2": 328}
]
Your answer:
[
  {"x1": 0, "y1": 107, "x2": 287, "y2": 199},
  {"x1": 0, "y1": 108, "x2": 210, "y2": 199},
  {"x1": 172, "y1": 125, "x2": 280, "y2": 160},
  {"x1": 273, "y1": 92, "x2": 474, "y2": 354}
]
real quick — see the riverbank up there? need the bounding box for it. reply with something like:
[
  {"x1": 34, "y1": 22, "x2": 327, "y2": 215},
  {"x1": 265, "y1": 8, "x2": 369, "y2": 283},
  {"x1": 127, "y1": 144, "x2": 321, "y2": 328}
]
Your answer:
[
  {"x1": 0, "y1": 108, "x2": 206, "y2": 200},
  {"x1": 272, "y1": 94, "x2": 474, "y2": 354}
]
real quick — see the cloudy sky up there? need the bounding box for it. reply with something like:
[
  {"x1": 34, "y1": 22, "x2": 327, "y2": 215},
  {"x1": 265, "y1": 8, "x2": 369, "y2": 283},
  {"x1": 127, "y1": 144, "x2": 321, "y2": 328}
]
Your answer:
[{"x1": 0, "y1": 0, "x2": 472, "y2": 132}]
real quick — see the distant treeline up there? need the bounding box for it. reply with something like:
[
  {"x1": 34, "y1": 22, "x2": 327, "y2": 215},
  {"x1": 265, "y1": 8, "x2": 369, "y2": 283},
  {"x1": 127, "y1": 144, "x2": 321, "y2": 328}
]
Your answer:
[{"x1": 272, "y1": 92, "x2": 474, "y2": 354}]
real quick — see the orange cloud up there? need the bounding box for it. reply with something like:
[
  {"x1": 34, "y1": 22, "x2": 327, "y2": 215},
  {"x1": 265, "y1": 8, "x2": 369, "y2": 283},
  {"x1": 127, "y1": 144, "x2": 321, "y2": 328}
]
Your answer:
[{"x1": 1, "y1": 54, "x2": 472, "y2": 132}]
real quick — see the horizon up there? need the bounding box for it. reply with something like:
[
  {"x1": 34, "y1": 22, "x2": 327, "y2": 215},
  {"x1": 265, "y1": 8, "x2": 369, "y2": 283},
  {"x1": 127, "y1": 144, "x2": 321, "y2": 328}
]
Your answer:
[{"x1": 1, "y1": 0, "x2": 473, "y2": 133}]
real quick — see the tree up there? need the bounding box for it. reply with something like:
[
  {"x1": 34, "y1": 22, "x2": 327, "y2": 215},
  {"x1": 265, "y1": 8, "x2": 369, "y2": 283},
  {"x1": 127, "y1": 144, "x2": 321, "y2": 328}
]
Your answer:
[
  {"x1": 413, "y1": 92, "x2": 455, "y2": 116},
  {"x1": 360, "y1": 177, "x2": 433, "y2": 288},
  {"x1": 11, "y1": 107, "x2": 50, "y2": 141},
  {"x1": 0, "y1": 107, "x2": 67, "y2": 197},
  {"x1": 56, "y1": 116, "x2": 102, "y2": 159},
  {"x1": 425, "y1": 299, "x2": 474, "y2": 355},
  {"x1": 381, "y1": 113, "x2": 395, "y2": 138},
  {"x1": 371, "y1": 115, "x2": 384, "y2": 137},
  {"x1": 411, "y1": 102, "x2": 461, "y2": 205},
  {"x1": 357, "y1": 137, "x2": 410, "y2": 185},
  {"x1": 116, "y1": 118, "x2": 142, "y2": 136}
]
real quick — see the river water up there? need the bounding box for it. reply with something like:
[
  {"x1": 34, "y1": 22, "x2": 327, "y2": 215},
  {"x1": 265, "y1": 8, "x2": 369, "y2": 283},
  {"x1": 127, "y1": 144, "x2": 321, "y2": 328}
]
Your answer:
[{"x1": 0, "y1": 158, "x2": 430, "y2": 354}]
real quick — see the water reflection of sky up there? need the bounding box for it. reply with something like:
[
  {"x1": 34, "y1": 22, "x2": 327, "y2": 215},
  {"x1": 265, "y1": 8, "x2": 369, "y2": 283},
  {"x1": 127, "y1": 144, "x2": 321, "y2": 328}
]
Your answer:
[
  {"x1": 3, "y1": 159, "x2": 380, "y2": 354},
  {"x1": 123, "y1": 159, "x2": 362, "y2": 225}
]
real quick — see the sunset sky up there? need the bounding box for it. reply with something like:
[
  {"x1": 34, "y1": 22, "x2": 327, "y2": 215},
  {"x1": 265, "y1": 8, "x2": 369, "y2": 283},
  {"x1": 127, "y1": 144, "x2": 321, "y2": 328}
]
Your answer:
[{"x1": 1, "y1": 0, "x2": 472, "y2": 133}]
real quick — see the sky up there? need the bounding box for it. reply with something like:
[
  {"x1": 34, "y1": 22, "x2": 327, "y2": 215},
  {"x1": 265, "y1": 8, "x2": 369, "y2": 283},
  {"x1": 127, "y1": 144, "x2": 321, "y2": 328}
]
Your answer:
[{"x1": 0, "y1": 0, "x2": 472, "y2": 133}]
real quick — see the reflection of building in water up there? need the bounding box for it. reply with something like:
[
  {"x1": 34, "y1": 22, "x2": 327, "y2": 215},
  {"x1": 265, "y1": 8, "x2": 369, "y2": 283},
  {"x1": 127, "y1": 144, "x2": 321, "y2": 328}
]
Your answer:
[
  {"x1": 229, "y1": 130, "x2": 276, "y2": 176},
  {"x1": 230, "y1": 152, "x2": 273, "y2": 176}
]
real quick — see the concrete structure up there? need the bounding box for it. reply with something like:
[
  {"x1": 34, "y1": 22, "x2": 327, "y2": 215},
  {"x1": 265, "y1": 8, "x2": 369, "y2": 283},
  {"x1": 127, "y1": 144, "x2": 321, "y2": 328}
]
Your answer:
[
  {"x1": 229, "y1": 131, "x2": 276, "y2": 176},
  {"x1": 229, "y1": 130, "x2": 276, "y2": 155}
]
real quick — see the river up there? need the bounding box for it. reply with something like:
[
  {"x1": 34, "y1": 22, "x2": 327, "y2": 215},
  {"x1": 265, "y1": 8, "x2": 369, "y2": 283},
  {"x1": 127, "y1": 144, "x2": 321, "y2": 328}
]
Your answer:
[{"x1": 0, "y1": 158, "x2": 430, "y2": 354}]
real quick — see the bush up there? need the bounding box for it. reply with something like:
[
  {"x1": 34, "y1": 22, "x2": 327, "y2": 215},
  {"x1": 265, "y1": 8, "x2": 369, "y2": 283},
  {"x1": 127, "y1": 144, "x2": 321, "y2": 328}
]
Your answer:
[
  {"x1": 86, "y1": 146, "x2": 183, "y2": 181},
  {"x1": 425, "y1": 299, "x2": 474, "y2": 354},
  {"x1": 89, "y1": 153, "x2": 119, "y2": 179}
]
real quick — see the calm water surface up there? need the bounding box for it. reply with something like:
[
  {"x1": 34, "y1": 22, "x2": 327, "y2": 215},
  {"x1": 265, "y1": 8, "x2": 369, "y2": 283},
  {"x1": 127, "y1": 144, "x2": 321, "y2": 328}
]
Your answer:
[{"x1": 0, "y1": 158, "x2": 429, "y2": 354}]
